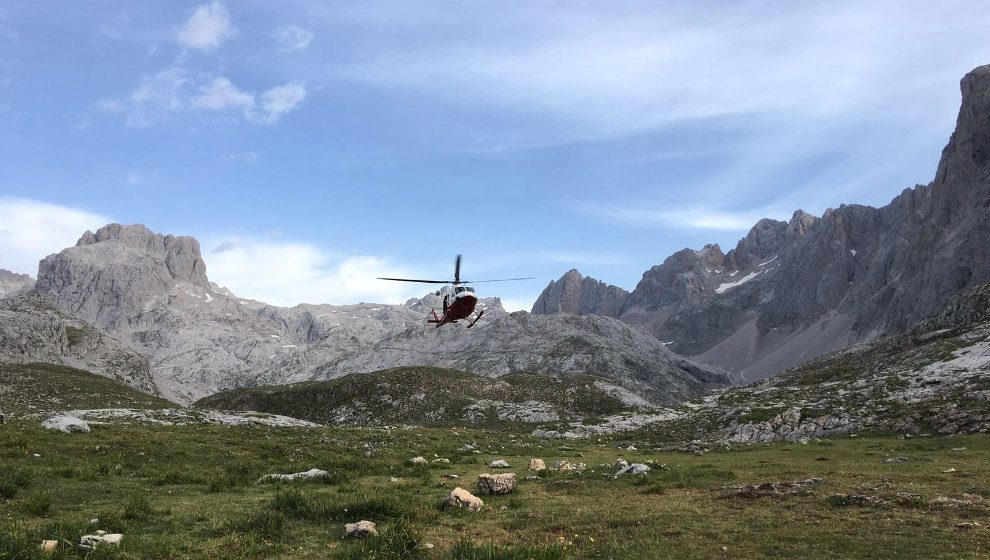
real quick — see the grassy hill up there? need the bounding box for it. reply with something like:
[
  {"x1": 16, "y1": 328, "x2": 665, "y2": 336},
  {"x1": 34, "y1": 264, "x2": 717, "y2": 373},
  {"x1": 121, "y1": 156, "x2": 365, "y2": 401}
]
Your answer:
[
  {"x1": 195, "y1": 367, "x2": 644, "y2": 427},
  {"x1": 0, "y1": 362, "x2": 176, "y2": 419}
]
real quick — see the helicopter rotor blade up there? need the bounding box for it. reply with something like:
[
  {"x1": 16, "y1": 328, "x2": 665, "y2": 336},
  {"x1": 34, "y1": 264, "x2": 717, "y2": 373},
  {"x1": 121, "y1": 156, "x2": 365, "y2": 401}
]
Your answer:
[
  {"x1": 454, "y1": 254, "x2": 462, "y2": 285},
  {"x1": 461, "y1": 277, "x2": 536, "y2": 283},
  {"x1": 377, "y1": 277, "x2": 451, "y2": 284}
]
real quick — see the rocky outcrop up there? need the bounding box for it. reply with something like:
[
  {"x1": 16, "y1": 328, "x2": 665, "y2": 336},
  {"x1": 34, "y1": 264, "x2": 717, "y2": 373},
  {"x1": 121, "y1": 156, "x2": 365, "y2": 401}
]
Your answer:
[
  {"x1": 476, "y1": 473, "x2": 516, "y2": 495},
  {"x1": 531, "y1": 270, "x2": 628, "y2": 318},
  {"x1": 0, "y1": 269, "x2": 34, "y2": 298},
  {"x1": 36, "y1": 223, "x2": 208, "y2": 331},
  {"x1": 0, "y1": 294, "x2": 158, "y2": 395},
  {"x1": 533, "y1": 65, "x2": 990, "y2": 382}
]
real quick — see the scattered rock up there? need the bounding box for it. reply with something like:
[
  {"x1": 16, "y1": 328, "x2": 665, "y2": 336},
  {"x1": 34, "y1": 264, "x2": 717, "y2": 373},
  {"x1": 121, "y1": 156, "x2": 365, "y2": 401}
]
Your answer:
[
  {"x1": 956, "y1": 522, "x2": 981, "y2": 529},
  {"x1": 432, "y1": 458, "x2": 450, "y2": 464},
  {"x1": 441, "y1": 487, "x2": 484, "y2": 512},
  {"x1": 830, "y1": 493, "x2": 885, "y2": 507},
  {"x1": 489, "y1": 459, "x2": 510, "y2": 468},
  {"x1": 418, "y1": 543, "x2": 435, "y2": 550},
  {"x1": 443, "y1": 474, "x2": 460, "y2": 479},
  {"x1": 79, "y1": 533, "x2": 123, "y2": 548},
  {"x1": 615, "y1": 463, "x2": 650, "y2": 476},
  {"x1": 626, "y1": 445, "x2": 638, "y2": 451},
  {"x1": 257, "y1": 468, "x2": 327, "y2": 483},
  {"x1": 477, "y1": 473, "x2": 517, "y2": 496},
  {"x1": 41, "y1": 415, "x2": 90, "y2": 433},
  {"x1": 883, "y1": 456, "x2": 910, "y2": 464},
  {"x1": 942, "y1": 468, "x2": 957, "y2": 473},
  {"x1": 411, "y1": 456, "x2": 428, "y2": 465},
  {"x1": 614, "y1": 459, "x2": 629, "y2": 469},
  {"x1": 40, "y1": 540, "x2": 58, "y2": 553},
  {"x1": 344, "y1": 520, "x2": 378, "y2": 539},
  {"x1": 529, "y1": 458, "x2": 546, "y2": 470}
]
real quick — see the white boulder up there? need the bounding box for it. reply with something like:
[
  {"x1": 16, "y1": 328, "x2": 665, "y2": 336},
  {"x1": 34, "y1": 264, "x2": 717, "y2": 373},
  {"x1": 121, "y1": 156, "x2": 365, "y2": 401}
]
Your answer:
[{"x1": 42, "y1": 415, "x2": 90, "y2": 433}]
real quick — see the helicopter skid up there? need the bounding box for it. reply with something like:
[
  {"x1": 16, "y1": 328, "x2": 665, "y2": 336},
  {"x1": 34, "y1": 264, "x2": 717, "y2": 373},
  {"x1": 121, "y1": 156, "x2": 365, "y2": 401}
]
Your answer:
[{"x1": 467, "y1": 310, "x2": 484, "y2": 328}]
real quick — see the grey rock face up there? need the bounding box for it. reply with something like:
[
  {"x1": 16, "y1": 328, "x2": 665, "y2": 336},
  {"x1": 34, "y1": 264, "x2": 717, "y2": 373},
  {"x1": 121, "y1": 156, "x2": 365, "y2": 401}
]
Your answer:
[
  {"x1": 0, "y1": 294, "x2": 159, "y2": 395},
  {"x1": 534, "y1": 65, "x2": 990, "y2": 382},
  {"x1": 531, "y1": 269, "x2": 629, "y2": 317},
  {"x1": 255, "y1": 311, "x2": 734, "y2": 406},
  {"x1": 0, "y1": 269, "x2": 34, "y2": 298}
]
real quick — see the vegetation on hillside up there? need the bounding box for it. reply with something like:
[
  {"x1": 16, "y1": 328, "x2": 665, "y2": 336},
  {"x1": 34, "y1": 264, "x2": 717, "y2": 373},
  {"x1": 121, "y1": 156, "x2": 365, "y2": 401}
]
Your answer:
[{"x1": 195, "y1": 367, "x2": 636, "y2": 427}]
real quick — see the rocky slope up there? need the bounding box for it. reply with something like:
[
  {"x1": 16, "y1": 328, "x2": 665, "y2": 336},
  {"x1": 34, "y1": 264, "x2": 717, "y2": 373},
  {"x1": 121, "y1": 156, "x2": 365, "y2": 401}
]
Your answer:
[
  {"x1": 538, "y1": 282, "x2": 990, "y2": 443},
  {"x1": 534, "y1": 64, "x2": 990, "y2": 381},
  {"x1": 197, "y1": 366, "x2": 654, "y2": 427},
  {"x1": 0, "y1": 294, "x2": 159, "y2": 395},
  {"x1": 26, "y1": 223, "x2": 731, "y2": 405},
  {"x1": 0, "y1": 269, "x2": 34, "y2": 298}
]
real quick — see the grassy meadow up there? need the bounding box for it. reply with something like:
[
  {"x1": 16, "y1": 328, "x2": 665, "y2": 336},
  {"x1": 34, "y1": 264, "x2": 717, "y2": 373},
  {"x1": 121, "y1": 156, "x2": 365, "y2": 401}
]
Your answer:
[{"x1": 1, "y1": 421, "x2": 989, "y2": 559}]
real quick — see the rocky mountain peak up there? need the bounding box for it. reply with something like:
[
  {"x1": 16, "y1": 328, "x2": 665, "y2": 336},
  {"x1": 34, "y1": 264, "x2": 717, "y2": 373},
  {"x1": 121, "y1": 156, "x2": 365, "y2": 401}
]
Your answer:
[
  {"x1": 35, "y1": 223, "x2": 211, "y2": 330},
  {"x1": 531, "y1": 269, "x2": 629, "y2": 318}
]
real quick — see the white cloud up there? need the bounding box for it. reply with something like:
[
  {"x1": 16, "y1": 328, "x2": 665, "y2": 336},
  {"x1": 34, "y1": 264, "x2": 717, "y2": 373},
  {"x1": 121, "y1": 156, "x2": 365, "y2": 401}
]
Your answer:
[
  {"x1": 190, "y1": 77, "x2": 254, "y2": 111},
  {"x1": 100, "y1": 70, "x2": 306, "y2": 126},
  {"x1": 202, "y1": 235, "x2": 429, "y2": 306},
  {"x1": 219, "y1": 151, "x2": 259, "y2": 165},
  {"x1": 248, "y1": 82, "x2": 307, "y2": 125},
  {"x1": 582, "y1": 204, "x2": 771, "y2": 232},
  {"x1": 0, "y1": 198, "x2": 112, "y2": 276},
  {"x1": 177, "y1": 1, "x2": 235, "y2": 51},
  {"x1": 273, "y1": 24, "x2": 313, "y2": 52},
  {"x1": 330, "y1": 1, "x2": 990, "y2": 139}
]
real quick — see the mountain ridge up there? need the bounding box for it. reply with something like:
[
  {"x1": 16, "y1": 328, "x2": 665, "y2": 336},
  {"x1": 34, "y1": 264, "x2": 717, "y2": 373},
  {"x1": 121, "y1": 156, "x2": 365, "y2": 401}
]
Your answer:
[{"x1": 533, "y1": 64, "x2": 990, "y2": 381}]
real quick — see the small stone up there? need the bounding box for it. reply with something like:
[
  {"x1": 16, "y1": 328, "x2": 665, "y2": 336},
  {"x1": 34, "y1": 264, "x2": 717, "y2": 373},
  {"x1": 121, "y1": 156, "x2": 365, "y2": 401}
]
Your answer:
[
  {"x1": 441, "y1": 487, "x2": 484, "y2": 512},
  {"x1": 79, "y1": 534, "x2": 123, "y2": 548},
  {"x1": 614, "y1": 459, "x2": 629, "y2": 469},
  {"x1": 615, "y1": 463, "x2": 651, "y2": 476},
  {"x1": 942, "y1": 468, "x2": 957, "y2": 473},
  {"x1": 411, "y1": 456, "x2": 428, "y2": 465},
  {"x1": 627, "y1": 445, "x2": 637, "y2": 451},
  {"x1": 40, "y1": 540, "x2": 58, "y2": 553},
  {"x1": 528, "y1": 458, "x2": 546, "y2": 470},
  {"x1": 477, "y1": 473, "x2": 517, "y2": 496},
  {"x1": 390, "y1": 477, "x2": 399, "y2": 482},
  {"x1": 418, "y1": 543, "x2": 435, "y2": 550},
  {"x1": 344, "y1": 520, "x2": 378, "y2": 539},
  {"x1": 443, "y1": 474, "x2": 460, "y2": 479},
  {"x1": 955, "y1": 522, "x2": 980, "y2": 529},
  {"x1": 432, "y1": 458, "x2": 450, "y2": 464},
  {"x1": 489, "y1": 459, "x2": 510, "y2": 468}
]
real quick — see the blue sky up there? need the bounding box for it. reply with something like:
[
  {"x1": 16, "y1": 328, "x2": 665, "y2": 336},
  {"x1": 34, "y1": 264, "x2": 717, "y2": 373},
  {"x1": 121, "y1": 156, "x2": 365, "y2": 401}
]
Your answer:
[{"x1": 2, "y1": 1, "x2": 990, "y2": 311}]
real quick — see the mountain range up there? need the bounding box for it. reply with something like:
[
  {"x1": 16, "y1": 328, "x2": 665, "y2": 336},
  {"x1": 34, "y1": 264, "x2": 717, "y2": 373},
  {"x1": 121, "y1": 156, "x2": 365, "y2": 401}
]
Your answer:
[
  {"x1": 2, "y1": 65, "x2": 989, "y2": 432},
  {"x1": 533, "y1": 64, "x2": 990, "y2": 382}
]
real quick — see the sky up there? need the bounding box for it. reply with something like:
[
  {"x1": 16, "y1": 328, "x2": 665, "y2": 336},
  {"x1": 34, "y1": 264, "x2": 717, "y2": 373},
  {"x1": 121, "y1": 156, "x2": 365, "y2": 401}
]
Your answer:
[{"x1": 3, "y1": 1, "x2": 990, "y2": 312}]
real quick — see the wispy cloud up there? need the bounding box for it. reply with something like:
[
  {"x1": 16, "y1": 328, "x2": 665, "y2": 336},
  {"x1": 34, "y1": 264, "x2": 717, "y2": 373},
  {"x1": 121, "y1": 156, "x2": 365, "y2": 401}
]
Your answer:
[
  {"x1": 273, "y1": 24, "x2": 313, "y2": 52},
  {"x1": 581, "y1": 203, "x2": 775, "y2": 232},
  {"x1": 202, "y1": 235, "x2": 430, "y2": 306},
  {"x1": 220, "y1": 151, "x2": 259, "y2": 165},
  {"x1": 99, "y1": 68, "x2": 307, "y2": 127},
  {"x1": 0, "y1": 198, "x2": 112, "y2": 276},
  {"x1": 176, "y1": 1, "x2": 235, "y2": 51}
]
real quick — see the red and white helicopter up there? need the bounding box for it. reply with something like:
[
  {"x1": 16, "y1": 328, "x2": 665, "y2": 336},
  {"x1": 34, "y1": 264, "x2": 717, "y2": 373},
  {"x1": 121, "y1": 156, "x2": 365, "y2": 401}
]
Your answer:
[{"x1": 378, "y1": 255, "x2": 532, "y2": 328}]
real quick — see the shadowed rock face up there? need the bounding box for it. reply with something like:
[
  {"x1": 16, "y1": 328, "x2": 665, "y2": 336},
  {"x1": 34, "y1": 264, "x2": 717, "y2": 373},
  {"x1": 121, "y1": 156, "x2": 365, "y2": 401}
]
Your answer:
[
  {"x1": 531, "y1": 269, "x2": 629, "y2": 318},
  {"x1": 532, "y1": 64, "x2": 990, "y2": 381}
]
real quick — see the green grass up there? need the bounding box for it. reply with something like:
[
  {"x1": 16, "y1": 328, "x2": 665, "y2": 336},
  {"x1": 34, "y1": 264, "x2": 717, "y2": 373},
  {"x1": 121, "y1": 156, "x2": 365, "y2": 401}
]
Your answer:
[{"x1": 1, "y1": 421, "x2": 989, "y2": 559}]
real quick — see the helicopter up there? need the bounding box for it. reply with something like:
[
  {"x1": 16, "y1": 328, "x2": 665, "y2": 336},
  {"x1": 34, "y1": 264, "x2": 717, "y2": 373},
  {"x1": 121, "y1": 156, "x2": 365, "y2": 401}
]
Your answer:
[{"x1": 378, "y1": 255, "x2": 533, "y2": 328}]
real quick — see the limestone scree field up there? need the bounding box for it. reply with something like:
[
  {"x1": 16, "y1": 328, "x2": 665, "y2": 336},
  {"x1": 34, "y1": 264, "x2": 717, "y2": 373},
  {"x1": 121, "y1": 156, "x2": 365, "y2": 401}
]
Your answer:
[{"x1": 1, "y1": 421, "x2": 989, "y2": 559}]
